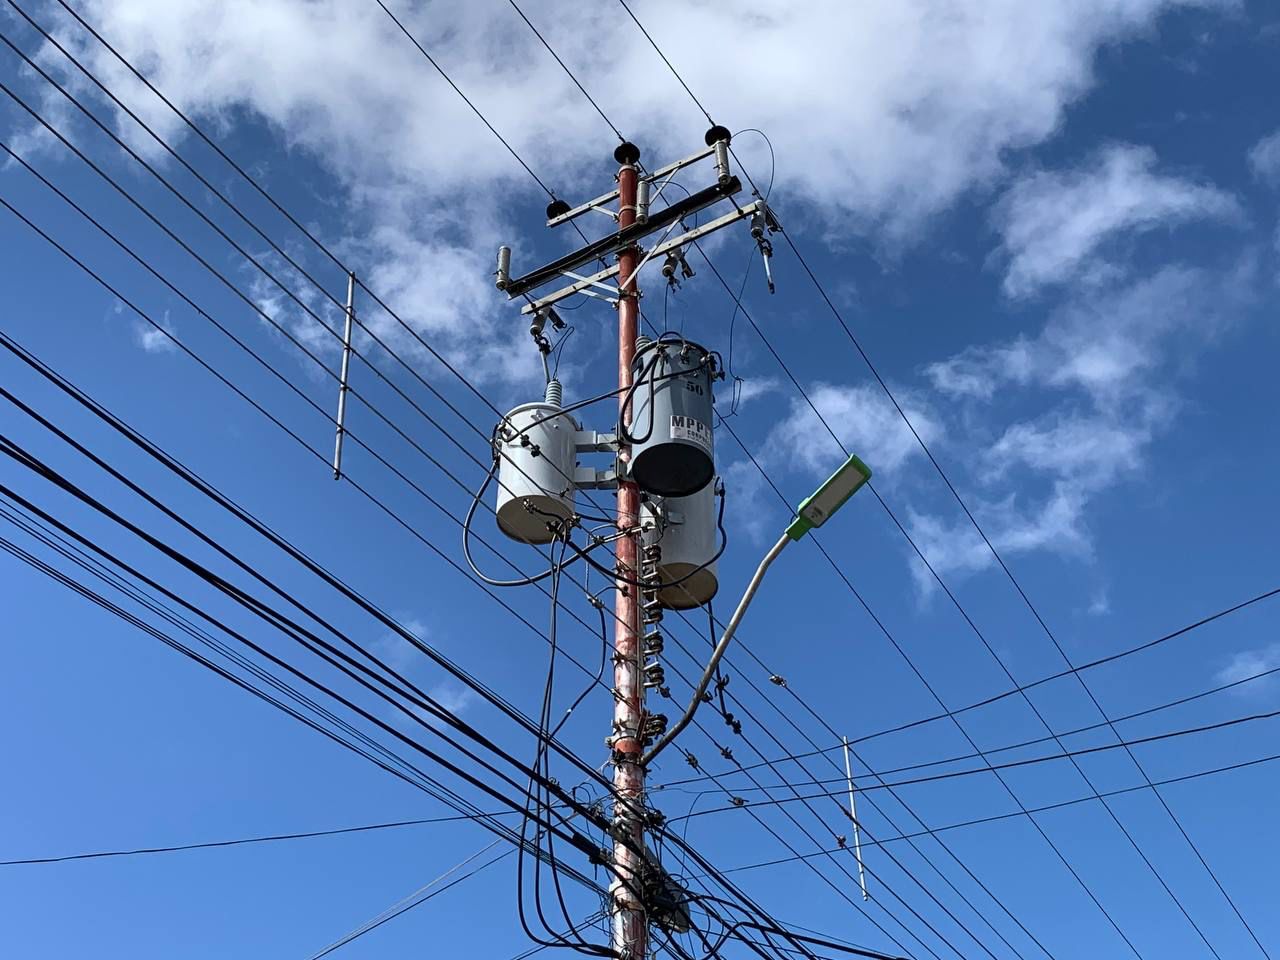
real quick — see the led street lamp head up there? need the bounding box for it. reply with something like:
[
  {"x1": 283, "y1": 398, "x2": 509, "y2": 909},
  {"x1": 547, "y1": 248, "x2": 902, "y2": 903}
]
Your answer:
[{"x1": 785, "y1": 453, "x2": 871, "y2": 541}]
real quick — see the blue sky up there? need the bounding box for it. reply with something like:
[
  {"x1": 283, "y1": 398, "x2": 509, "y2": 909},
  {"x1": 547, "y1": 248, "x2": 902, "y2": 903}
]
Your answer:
[{"x1": 1, "y1": 1, "x2": 1278, "y2": 958}]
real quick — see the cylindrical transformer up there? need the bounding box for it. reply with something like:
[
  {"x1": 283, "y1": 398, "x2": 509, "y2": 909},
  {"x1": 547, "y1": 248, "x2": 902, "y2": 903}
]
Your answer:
[
  {"x1": 494, "y1": 401, "x2": 578, "y2": 544},
  {"x1": 628, "y1": 337, "x2": 715, "y2": 497},
  {"x1": 640, "y1": 479, "x2": 720, "y2": 609}
]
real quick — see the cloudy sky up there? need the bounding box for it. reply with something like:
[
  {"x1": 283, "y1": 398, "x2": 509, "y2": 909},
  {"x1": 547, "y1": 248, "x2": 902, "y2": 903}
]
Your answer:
[{"x1": 1, "y1": 1, "x2": 1278, "y2": 958}]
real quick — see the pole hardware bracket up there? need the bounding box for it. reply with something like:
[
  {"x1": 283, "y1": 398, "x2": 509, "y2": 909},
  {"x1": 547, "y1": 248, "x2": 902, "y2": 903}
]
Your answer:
[
  {"x1": 574, "y1": 465, "x2": 618, "y2": 489},
  {"x1": 574, "y1": 430, "x2": 618, "y2": 454}
]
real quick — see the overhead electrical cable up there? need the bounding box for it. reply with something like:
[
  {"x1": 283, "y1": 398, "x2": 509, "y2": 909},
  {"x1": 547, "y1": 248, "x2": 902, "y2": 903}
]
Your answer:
[
  {"x1": 719, "y1": 749, "x2": 1280, "y2": 877},
  {"x1": 491, "y1": 11, "x2": 1032, "y2": 959},
  {"x1": 664, "y1": 706, "x2": 1280, "y2": 815},
  {"x1": 610, "y1": 6, "x2": 1269, "y2": 955}
]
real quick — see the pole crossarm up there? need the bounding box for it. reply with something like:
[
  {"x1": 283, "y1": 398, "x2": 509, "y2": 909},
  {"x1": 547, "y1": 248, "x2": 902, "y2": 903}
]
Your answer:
[
  {"x1": 520, "y1": 199, "x2": 763, "y2": 315},
  {"x1": 502, "y1": 176, "x2": 741, "y2": 299}
]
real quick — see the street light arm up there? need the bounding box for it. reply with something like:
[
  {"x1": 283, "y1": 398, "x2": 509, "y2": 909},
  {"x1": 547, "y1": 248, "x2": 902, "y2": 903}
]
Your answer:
[{"x1": 642, "y1": 532, "x2": 791, "y2": 767}]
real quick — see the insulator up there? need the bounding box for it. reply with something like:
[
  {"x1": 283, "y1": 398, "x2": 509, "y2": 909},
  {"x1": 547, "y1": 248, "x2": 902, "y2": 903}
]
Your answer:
[
  {"x1": 636, "y1": 178, "x2": 650, "y2": 223},
  {"x1": 713, "y1": 140, "x2": 731, "y2": 184},
  {"x1": 642, "y1": 713, "x2": 668, "y2": 739},
  {"x1": 544, "y1": 378, "x2": 562, "y2": 408},
  {"x1": 495, "y1": 245, "x2": 511, "y2": 289},
  {"x1": 643, "y1": 663, "x2": 665, "y2": 688},
  {"x1": 643, "y1": 629, "x2": 664, "y2": 655}
]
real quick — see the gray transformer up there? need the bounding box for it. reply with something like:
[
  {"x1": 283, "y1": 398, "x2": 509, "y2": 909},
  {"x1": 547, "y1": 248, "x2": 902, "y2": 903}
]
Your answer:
[
  {"x1": 628, "y1": 337, "x2": 716, "y2": 497},
  {"x1": 494, "y1": 401, "x2": 579, "y2": 544},
  {"x1": 641, "y1": 479, "x2": 721, "y2": 610}
]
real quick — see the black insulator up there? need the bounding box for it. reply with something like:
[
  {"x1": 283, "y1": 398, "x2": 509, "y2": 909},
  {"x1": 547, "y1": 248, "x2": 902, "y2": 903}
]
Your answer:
[
  {"x1": 704, "y1": 124, "x2": 731, "y2": 146},
  {"x1": 614, "y1": 141, "x2": 641, "y2": 165},
  {"x1": 546, "y1": 197, "x2": 571, "y2": 220}
]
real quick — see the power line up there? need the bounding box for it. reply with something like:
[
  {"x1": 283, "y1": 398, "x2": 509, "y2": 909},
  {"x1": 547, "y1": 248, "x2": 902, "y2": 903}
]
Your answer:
[
  {"x1": 664, "y1": 706, "x2": 1280, "y2": 816},
  {"x1": 656, "y1": 588, "x2": 1280, "y2": 790},
  {"x1": 308, "y1": 842, "x2": 510, "y2": 959},
  {"x1": 0, "y1": 328, "x2": 796, "y2": 960},
  {"x1": 0, "y1": 811, "x2": 514, "y2": 867},
  {"x1": 0, "y1": 522, "x2": 605, "y2": 898},
  {"x1": 719, "y1": 749, "x2": 1280, "y2": 877},
  {"x1": 489, "y1": 39, "x2": 1035, "y2": 960},
  {"x1": 607, "y1": 7, "x2": 1267, "y2": 954}
]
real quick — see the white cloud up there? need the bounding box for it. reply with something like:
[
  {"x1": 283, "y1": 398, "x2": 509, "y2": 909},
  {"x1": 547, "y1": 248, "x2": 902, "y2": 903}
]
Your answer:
[
  {"x1": 913, "y1": 258, "x2": 1255, "y2": 587},
  {"x1": 993, "y1": 145, "x2": 1241, "y2": 298},
  {"x1": 767, "y1": 382, "x2": 939, "y2": 479},
  {"x1": 906, "y1": 485, "x2": 1091, "y2": 593},
  {"x1": 20, "y1": 0, "x2": 1236, "y2": 374},
  {"x1": 985, "y1": 413, "x2": 1148, "y2": 488},
  {"x1": 131, "y1": 308, "x2": 176, "y2": 353},
  {"x1": 929, "y1": 261, "x2": 1254, "y2": 407},
  {"x1": 372, "y1": 616, "x2": 429, "y2": 673},
  {"x1": 428, "y1": 682, "x2": 475, "y2": 716},
  {"x1": 1215, "y1": 643, "x2": 1280, "y2": 695},
  {"x1": 1249, "y1": 130, "x2": 1280, "y2": 185}
]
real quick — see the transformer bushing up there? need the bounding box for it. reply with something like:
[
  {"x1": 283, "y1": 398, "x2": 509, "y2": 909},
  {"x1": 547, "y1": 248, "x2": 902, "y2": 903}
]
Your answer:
[
  {"x1": 628, "y1": 337, "x2": 715, "y2": 497},
  {"x1": 640, "y1": 479, "x2": 720, "y2": 610},
  {"x1": 494, "y1": 401, "x2": 578, "y2": 543}
]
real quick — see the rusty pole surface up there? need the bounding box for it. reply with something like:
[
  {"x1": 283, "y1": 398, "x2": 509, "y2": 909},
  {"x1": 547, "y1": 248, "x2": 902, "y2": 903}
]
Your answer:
[{"x1": 610, "y1": 151, "x2": 647, "y2": 960}]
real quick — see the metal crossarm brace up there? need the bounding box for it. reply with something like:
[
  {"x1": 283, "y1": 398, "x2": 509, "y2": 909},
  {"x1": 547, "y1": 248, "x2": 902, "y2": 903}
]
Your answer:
[
  {"x1": 521, "y1": 199, "x2": 764, "y2": 315},
  {"x1": 503, "y1": 177, "x2": 741, "y2": 298},
  {"x1": 545, "y1": 142, "x2": 721, "y2": 228}
]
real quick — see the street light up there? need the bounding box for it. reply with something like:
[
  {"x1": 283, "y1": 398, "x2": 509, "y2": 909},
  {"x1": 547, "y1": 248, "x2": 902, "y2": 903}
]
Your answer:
[{"x1": 642, "y1": 453, "x2": 872, "y2": 766}]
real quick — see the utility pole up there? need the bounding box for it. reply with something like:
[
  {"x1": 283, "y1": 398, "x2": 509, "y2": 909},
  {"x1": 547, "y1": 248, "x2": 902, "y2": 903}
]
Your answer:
[
  {"x1": 491, "y1": 130, "x2": 780, "y2": 956},
  {"x1": 610, "y1": 140, "x2": 647, "y2": 960}
]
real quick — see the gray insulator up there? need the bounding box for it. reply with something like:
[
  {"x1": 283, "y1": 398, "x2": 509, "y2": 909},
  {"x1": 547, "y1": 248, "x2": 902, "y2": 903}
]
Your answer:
[
  {"x1": 544, "y1": 378, "x2": 563, "y2": 408},
  {"x1": 629, "y1": 338, "x2": 715, "y2": 497},
  {"x1": 496, "y1": 245, "x2": 511, "y2": 289},
  {"x1": 640, "y1": 478, "x2": 719, "y2": 609},
  {"x1": 713, "y1": 140, "x2": 731, "y2": 184},
  {"x1": 494, "y1": 401, "x2": 578, "y2": 544}
]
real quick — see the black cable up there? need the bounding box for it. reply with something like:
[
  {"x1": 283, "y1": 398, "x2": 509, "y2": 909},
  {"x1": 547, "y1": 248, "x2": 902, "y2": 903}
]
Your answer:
[
  {"x1": 0, "y1": 459, "x2": 672, "y2": 939},
  {"x1": 613, "y1": 0, "x2": 715, "y2": 126},
  {"x1": 0, "y1": 9, "x2": 627, "y2": 547},
  {"x1": 0, "y1": 810, "x2": 514, "y2": 867},
  {"x1": 609, "y1": 8, "x2": 1232, "y2": 952},
  {"x1": 720, "y1": 748, "x2": 1280, "y2": 878},
  {"x1": 0, "y1": 387, "x2": 601, "y2": 818},
  {"x1": 657, "y1": 583, "x2": 1280, "y2": 790},
  {"x1": 616, "y1": 176, "x2": 1058, "y2": 957},
  {"x1": 0, "y1": 209, "x2": 618, "y2": 796},
  {"x1": 0, "y1": 353, "x2": 742, "y2": 960},
  {"x1": 665, "y1": 706, "x2": 1280, "y2": 814},
  {"x1": 0, "y1": 523, "x2": 605, "y2": 904},
  {"x1": 503, "y1": 0, "x2": 624, "y2": 142},
  {"x1": 310, "y1": 847, "x2": 512, "y2": 959},
  {"x1": 18, "y1": 7, "x2": 974, "y2": 952},
  {"x1": 618, "y1": 8, "x2": 1254, "y2": 948},
  {"x1": 0, "y1": 440, "x2": 615, "y2": 858}
]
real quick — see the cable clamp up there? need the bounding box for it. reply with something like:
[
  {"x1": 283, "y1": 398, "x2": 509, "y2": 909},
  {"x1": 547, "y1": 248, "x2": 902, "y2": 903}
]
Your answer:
[{"x1": 768, "y1": 674, "x2": 787, "y2": 687}]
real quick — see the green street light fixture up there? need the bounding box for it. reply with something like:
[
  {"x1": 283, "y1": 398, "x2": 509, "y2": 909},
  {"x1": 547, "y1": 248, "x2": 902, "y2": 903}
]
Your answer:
[{"x1": 642, "y1": 453, "x2": 872, "y2": 766}]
